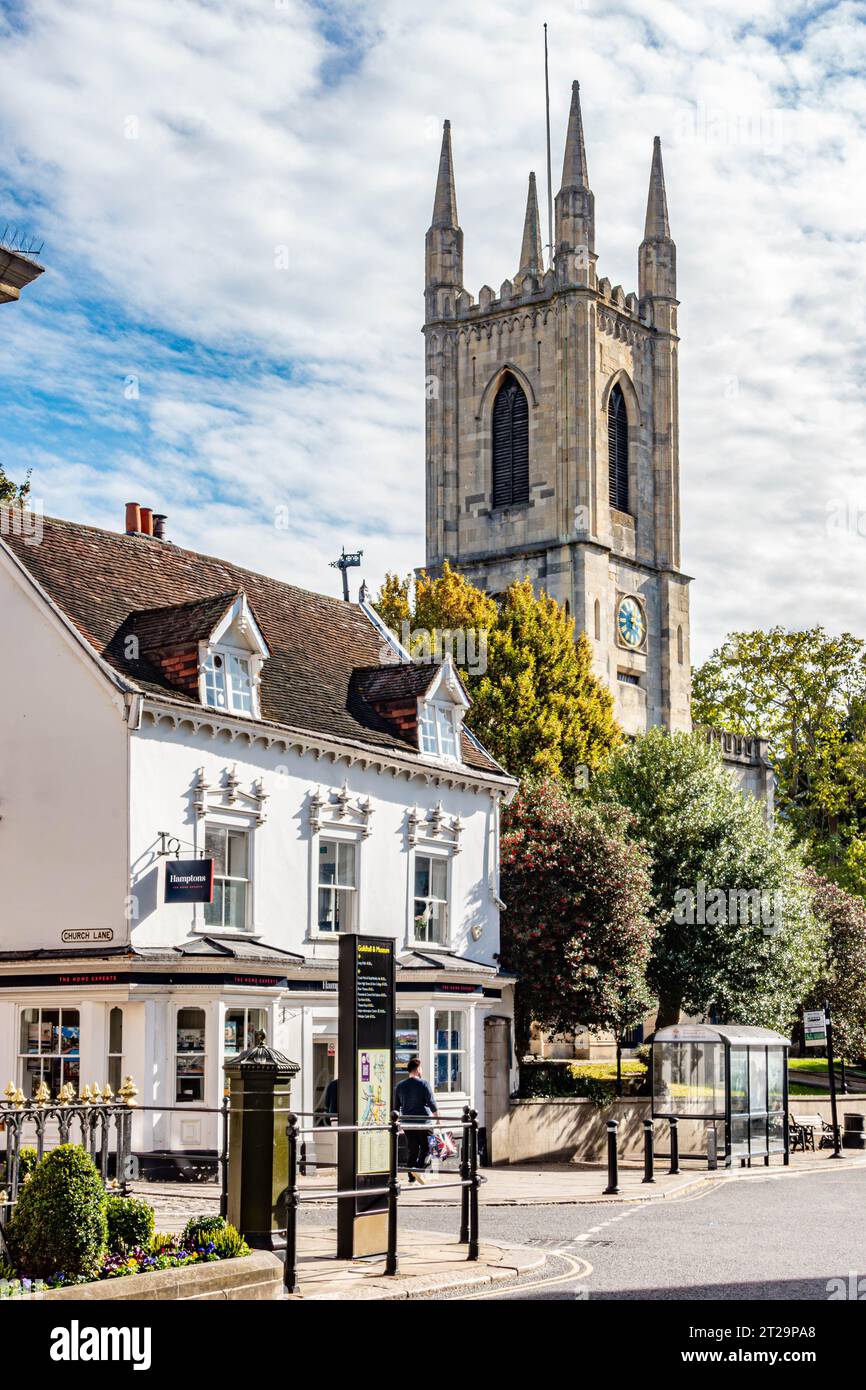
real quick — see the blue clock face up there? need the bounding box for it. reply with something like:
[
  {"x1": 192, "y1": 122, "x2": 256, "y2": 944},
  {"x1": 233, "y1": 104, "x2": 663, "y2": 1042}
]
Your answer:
[{"x1": 617, "y1": 596, "x2": 646, "y2": 649}]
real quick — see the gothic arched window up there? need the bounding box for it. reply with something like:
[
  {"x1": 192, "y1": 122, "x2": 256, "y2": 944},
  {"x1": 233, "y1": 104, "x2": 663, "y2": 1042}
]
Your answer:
[
  {"x1": 608, "y1": 383, "x2": 629, "y2": 513},
  {"x1": 492, "y1": 373, "x2": 529, "y2": 508}
]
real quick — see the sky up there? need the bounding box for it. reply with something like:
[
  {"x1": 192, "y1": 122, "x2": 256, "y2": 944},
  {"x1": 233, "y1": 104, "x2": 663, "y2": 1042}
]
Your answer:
[{"x1": 1, "y1": 0, "x2": 865, "y2": 663}]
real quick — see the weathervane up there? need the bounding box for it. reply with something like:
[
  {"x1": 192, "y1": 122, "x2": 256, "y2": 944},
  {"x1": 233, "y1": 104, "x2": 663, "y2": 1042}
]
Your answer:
[{"x1": 330, "y1": 547, "x2": 363, "y2": 602}]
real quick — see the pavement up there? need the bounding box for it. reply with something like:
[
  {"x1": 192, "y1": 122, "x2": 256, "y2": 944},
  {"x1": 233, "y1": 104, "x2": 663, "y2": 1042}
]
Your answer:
[{"x1": 284, "y1": 1225, "x2": 544, "y2": 1300}]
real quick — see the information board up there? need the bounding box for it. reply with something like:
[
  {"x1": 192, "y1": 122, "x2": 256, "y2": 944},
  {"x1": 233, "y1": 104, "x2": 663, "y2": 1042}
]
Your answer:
[{"x1": 337, "y1": 935, "x2": 395, "y2": 1258}]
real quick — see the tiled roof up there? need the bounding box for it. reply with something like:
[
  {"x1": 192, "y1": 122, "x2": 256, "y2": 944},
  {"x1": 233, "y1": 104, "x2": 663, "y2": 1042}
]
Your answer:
[
  {"x1": 118, "y1": 592, "x2": 244, "y2": 652},
  {"x1": 1, "y1": 512, "x2": 509, "y2": 780}
]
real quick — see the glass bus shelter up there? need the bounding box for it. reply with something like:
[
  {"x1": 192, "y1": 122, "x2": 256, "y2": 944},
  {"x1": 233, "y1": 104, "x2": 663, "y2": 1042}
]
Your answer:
[{"x1": 652, "y1": 1024, "x2": 790, "y2": 1168}]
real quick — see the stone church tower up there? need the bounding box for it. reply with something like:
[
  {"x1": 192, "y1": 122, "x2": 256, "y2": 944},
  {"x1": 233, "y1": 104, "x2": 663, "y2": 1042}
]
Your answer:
[{"x1": 423, "y1": 84, "x2": 691, "y2": 736}]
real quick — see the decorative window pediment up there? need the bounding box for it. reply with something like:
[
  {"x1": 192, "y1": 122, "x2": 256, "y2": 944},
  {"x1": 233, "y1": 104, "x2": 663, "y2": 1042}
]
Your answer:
[
  {"x1": 407, "y1": 801, "x2": 463, "y2": 853},
  {"x1": 194, "y1": 765, "x2": 269, "y2": 826},
  {"x1": 308, "y1": 782, "x2": 374, "y2": 838}
]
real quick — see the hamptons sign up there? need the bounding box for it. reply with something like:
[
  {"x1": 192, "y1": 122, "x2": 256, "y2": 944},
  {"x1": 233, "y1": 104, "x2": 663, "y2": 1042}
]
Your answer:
[{"x1": 164, "y1": 859, "x2": 214, "y2": 904}]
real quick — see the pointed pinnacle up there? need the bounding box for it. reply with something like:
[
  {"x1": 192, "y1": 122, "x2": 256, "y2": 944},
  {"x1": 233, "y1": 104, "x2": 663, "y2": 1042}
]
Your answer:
[
  {"x1": 643, "y1": 135, "x2": 671, "y2": 240},
  {"x1": 431, "y1": 119, "x2": 459, "y2": 229},
  {"x1": 519, "y1": 171, "x2": 544, "y2": 275},
  {"x1": 559, "y1": 80, "x2": 590, "y2": 193}
]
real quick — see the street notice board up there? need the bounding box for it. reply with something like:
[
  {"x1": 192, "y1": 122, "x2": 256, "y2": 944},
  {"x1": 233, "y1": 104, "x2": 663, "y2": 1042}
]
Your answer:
[
  {"x1": 803, "y1": 1009, "x2": 827, "y2": 1048},
  {"x1": 337, "y1": 935, "x2": 395, "y2": 1258}
]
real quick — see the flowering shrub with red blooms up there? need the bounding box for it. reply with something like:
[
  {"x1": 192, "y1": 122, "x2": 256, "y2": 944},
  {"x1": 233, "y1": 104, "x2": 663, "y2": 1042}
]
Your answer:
[{"x1": 500, "y1": 778, "x2": 656, "y2": 1056}]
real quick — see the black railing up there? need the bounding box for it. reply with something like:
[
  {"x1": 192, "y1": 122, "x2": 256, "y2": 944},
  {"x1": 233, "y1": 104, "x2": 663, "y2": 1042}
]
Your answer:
[
  {"x1": 281, "y1": 1106, "x2": 481, "y2": 1295},
  {"x1": 0, "y1": 1089, "x2": 137, "y2": 1248}
]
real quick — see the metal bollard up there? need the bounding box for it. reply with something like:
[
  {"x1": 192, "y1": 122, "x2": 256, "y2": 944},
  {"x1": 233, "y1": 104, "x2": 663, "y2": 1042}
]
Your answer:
[
  {"x1": 643, "y1": 1118, "x2": 655, "y2": 1183},
  {"x1": 283, "y1": 1113, "x2": 300, "y2": 1295},
  {"x1": 603, "y1": 1119, "x2": 619, "y2": 1194},
  {"x1": 669, "y1": 1116, "x2": 680, "y2": 1175},
  {"x1": 468, "y1": 1108, "x2": 480, "y2": 1261},
  {"x1": 459, "y1": 1104, "x2": 471, "y2": 1244},
  {"x1": 707, "y1": 1124, "x2": 718, "y2": 1171},
  {"x1": 385, "y1": 1110, "x2": 400, "y2": 1276}
]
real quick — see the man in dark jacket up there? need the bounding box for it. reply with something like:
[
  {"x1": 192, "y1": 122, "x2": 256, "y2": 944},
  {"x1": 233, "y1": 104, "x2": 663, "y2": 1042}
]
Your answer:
[{"x1": 395, "y1": 1057, "x2": 438, "y2": 1183}]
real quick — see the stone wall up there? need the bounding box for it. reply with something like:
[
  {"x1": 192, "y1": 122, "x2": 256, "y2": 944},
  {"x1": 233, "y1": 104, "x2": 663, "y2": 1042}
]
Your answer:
[{"x1": 498, "y1": 1095, "x2": 866, "y2": 1165}]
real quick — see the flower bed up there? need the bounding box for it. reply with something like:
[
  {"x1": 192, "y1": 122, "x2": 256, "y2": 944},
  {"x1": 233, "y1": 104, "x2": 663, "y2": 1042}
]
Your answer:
[{"x1": 1, "y1": 1145, "x2": 249, "y2": 1297}]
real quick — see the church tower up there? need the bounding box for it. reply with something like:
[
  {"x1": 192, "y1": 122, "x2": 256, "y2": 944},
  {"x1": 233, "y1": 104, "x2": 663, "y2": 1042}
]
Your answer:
[{"x1": 423, "y1": 85, "x2": 691, "y2": 735}]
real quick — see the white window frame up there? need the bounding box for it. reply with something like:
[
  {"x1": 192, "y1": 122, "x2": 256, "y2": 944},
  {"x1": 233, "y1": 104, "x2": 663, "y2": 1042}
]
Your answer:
[
  {"x1": 307, "y1": 785, "x2": 371, "y2": 941},
  {"x1": 107, "y1": 1006, "x2": 124, "y2": 1095},
  {"x1": 418, "y1": 700, "x2": 461, "y2": 762},
  {"x1": 18, "y1": 1005, "x2": 81, "y2": 1098},
  {"x1": 433, "y1": 1008, "x2": 466, "y2": 1095},
  {"x1": 315, "y1": 835, "x2": 359, "y2": 936},
  {"x1": 174, "y1": 1004, "x2": 208, "y2": 1106},
  {"x1": 202, "y1": 643, "x2": 257, "y2": 718},
  {"x1": 412, "y1": 851, "x2": 450, "y2": 947},
  {"x1": 203, "y1": 821, "x2": 252, "y2": 933}
]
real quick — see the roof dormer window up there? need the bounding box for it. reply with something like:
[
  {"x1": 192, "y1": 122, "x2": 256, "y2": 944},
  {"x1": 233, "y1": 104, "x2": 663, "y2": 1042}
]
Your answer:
[
  {"x1": 419, "y1": 700, "x2": 460, "y2": 761},
  {"x1": 415, "y1": 657, "x2": 470, "y2": 765},
  {"x1": 197, "y1": 592, "x2": 270, "y2": 721},
  {"x1": 203, "y1": 648, "x2": 255, "y2": 716}
]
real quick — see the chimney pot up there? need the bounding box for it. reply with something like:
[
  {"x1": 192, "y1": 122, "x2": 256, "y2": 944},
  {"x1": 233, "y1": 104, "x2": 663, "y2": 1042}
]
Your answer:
[
  {"x1": 125, "y1": 502, "x2": 141, "y2": 535},
  {"x1": 139, "y1": 507, "x2": 154, "y2": 537},
  {"x1": 152, "y1": 513, "x2": 167, "y2": 540}
]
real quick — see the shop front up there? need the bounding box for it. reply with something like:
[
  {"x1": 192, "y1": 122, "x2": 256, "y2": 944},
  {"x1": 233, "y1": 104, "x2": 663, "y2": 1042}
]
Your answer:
[{"x1": 0, "y1": 948, "x2": 512, "y2": 1168}]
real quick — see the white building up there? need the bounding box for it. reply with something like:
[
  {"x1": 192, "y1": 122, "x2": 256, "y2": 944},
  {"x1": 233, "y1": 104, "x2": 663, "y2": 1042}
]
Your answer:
[{"x1": 0, "y1": 506, "x2": 516, "y2": 1171}]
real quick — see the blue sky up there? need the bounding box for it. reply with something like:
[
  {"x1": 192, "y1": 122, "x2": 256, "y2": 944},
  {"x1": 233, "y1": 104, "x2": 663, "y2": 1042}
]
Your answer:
[{"x1": 1, "y1": 0, "x2": 865, "y2": 661}]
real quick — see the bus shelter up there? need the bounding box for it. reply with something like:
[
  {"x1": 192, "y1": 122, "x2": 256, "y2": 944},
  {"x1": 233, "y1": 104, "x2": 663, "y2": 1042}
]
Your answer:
[{"x1": 652, "y1": 1024, "x2": 790, "y2": 1168}]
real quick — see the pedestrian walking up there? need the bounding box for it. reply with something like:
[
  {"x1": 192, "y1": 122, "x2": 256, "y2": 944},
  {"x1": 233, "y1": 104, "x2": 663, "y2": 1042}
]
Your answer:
[{"x1": 395, "y1": 1057, "x2": 438, "y2": 1183}]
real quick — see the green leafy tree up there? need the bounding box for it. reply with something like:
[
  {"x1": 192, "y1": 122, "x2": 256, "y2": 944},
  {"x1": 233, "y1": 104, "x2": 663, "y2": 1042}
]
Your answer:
[
  {"x1": 803, "y1": 870, "x2": 866, "y2": 1061},
  {"x1": 0, "y1": 462, "x2": 31, "y2": 505},
  {"x1": 375, "y1": 564, "x2": 621, "y2": 783},
  {"x1": 500, "y1": 777, "x2": 655, "y2": 1058},
  {"x1": 692, "y1": 627, "x2": 866, "y2": 891},
  {"x1": 591, "y1": 729, "x2": 825, "y2": 1031}
]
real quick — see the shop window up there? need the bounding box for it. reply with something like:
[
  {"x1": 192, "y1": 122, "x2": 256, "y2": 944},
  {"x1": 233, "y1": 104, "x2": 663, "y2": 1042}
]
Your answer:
[
  {"x1": 224, "y1": 1007, "x2": 268, "y2": 1060},
  {"x1": 204, "y1": 823, "x2": 250, "y2": 931},
  {"x1": 107, "y1": 1007, "x2": 124, "y2": 1093},
  {"x1": 317, "y1": 838, "x2": 357, "y2": 932},
  {"x1": 19, "y1": 1007, "x2": 80, "y2": 1097},
  {"x1": 434, "y1": 1010, "x2": 465, "y2": 1092},
  {"x1": 395, "y1": 1012, "x2": 420, "y2": 1081},
  {"x1": 176, "y1": 1007, "x2": 206, "y2": 1103},
  {"x1": 414, "y1": 855, "x2": 449, "y2": 945}
]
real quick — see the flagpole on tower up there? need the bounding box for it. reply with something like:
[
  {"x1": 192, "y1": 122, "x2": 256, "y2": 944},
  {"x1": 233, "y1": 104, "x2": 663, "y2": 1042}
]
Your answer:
[{"x1": 544, "y1": 22, "x2": 554, "y2": 271}]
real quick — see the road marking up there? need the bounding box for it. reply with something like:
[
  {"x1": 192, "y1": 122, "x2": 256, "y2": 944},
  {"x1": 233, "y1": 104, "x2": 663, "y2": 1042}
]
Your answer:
[{"x1": 458, "y1": 1251, "x2": 592, "y2": 1300}]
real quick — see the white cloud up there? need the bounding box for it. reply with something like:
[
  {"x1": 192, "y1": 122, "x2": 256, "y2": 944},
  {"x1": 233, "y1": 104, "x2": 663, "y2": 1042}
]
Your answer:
[{"x1": 0, "y1": 0, "x2": 864, "y2": 659}]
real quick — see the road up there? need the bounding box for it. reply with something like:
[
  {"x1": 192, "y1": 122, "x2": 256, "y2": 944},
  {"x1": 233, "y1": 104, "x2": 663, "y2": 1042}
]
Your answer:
[{"x1": 392, "y1": 1166, "x2": 866, "y2": 1300}]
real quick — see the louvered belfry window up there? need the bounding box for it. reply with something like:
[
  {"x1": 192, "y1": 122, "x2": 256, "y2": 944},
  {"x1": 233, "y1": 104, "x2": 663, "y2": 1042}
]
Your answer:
[
  {"x1": 608, "y1": 384, "x2": 630, "y2": 513},
  {"x1": 492, "y1": 373, "x2": 529, "y2": 508}
]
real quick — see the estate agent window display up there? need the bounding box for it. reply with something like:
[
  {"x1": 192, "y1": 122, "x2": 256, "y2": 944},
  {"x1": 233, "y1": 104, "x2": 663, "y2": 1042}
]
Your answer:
[{"x1": 19, "y1": 1007, "x2": 81, "y2": 1097}]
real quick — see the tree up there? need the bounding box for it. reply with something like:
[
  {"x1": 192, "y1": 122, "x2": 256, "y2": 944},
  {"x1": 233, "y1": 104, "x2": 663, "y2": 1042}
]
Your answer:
[
  {"x1": 499, "y1": 777, "x2": 655, "y2": 1058},
  {"x1": 375, "y1": 564, "x2": 621, "y2": 783},
  {"x1": 0, "y1": 462, "x2": 31, "y2": 506},
  {"x1": 591, "y1": 728, "x2": 825, "y2": 1031},
  {"x1": 692, "y1": 627, "x2": 866, "y2": 892},
  {"x1": 803, "y1": 870, "x2": 866, "y2": 1061}
]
